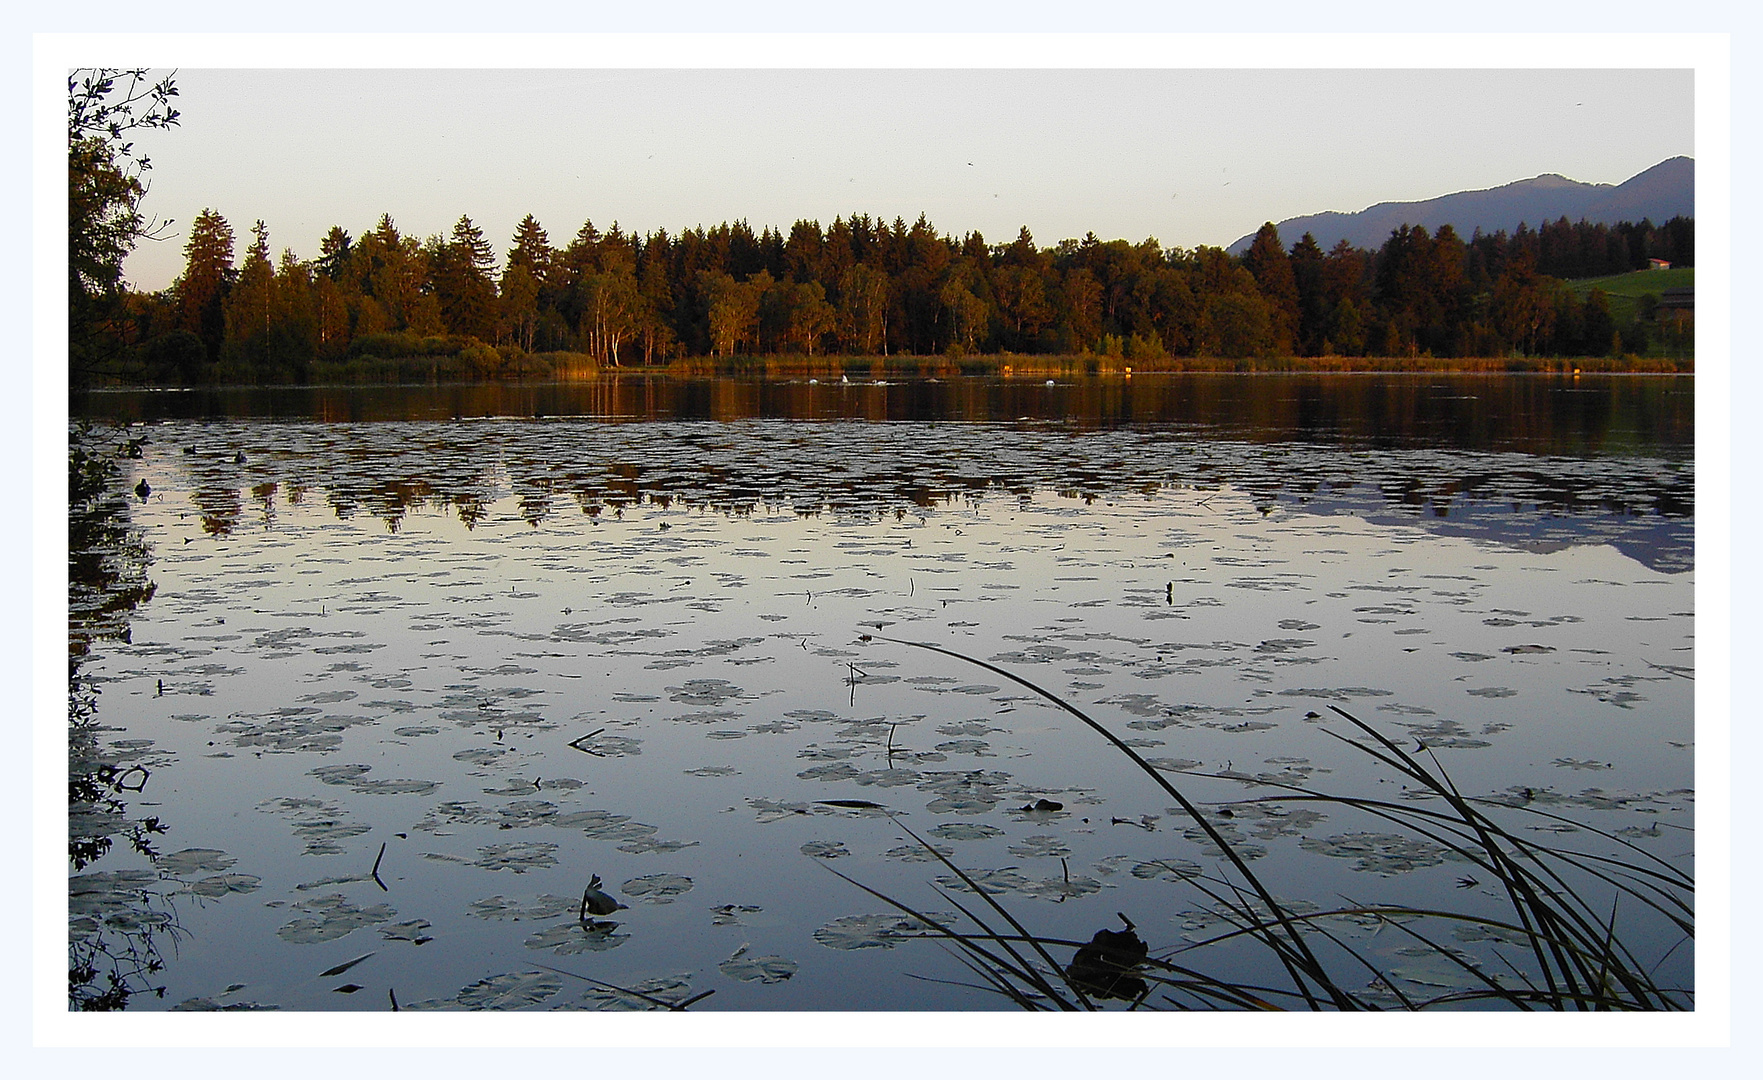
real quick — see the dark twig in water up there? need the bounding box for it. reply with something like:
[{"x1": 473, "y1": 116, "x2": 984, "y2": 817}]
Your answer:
[
  {"x1": 319, "y1": 952, "x2": 376, "y2": 978},
  {"x1": 567, "y1": 728, "x2": 608, "y2": 756},
  {"x1": 533, "y1": 964, "x2": 715, "y2": 1011},
  {"x1": 371, "y1": 843, "x2": 387, "y2": 891}
]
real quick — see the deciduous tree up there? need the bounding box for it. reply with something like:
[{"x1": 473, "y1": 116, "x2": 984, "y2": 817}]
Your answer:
[{"x1": 68, "y1": 69, "x2": 180, "y2": 383}]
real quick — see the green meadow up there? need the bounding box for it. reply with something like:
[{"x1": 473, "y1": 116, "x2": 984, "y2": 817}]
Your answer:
[{"x1": 1566, "y1": 267, "x2": 1695, "y2": 324}]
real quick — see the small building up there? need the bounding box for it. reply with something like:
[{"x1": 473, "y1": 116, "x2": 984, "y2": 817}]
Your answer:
[
  {"x1": 1648, "y1": 258, "x2": 1673, "y2": 271},
  {"x1": 1655, "y1": 287, "x2": 1694, "y2": 313}
]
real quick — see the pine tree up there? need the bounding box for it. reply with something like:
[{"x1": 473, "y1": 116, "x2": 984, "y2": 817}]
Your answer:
[
  {"x1": 1242, "y1": 223, "x2": 1299, "y2": 355},
  {"x1": 175, "y1": 208, "x2": 235, "y2": 362},
  {"x1": 221, "y1": 220, "x2": 273, "y2": 371},
  {"x1": 1289, "y1": 233, "x2": 1327, "y2": 356}
]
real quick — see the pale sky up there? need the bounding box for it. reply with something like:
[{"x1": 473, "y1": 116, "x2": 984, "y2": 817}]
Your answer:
[{"x1": 115, "y1": 65, "x2": 1693, "y2": 293}]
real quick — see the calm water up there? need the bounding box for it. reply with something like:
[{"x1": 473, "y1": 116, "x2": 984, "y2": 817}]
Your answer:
[{"x1": 69, "y1": 374, "x2": 1694, "y2": 1011}]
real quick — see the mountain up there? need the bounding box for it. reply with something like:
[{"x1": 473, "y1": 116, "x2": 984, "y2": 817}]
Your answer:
[{"x1": 1227, "y1": 157, "x2": 1693, "y2": 255}]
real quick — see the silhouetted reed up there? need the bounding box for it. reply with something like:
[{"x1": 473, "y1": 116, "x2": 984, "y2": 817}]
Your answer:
[{"x1": 843, "y1": 635, "x2": 1693, "y2": 1011}]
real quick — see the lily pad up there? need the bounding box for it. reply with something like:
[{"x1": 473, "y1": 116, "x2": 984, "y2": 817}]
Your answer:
[
  {"x1": 467, "y1": 894, "x2": 579, "y2": 921},
  {"x1": 186, "y1": 873, "x2": 262, "y2": 897},
  {"x1": 581, "y1": 973, "x2": 698, "y2": 1011},
  {"x1": 934, "y1": 867, "x2": 1031, "y2": 895},
  {"x1": 277, "y1": 894, "x2": 396, "y2": 944},
  {"x1": 427, "y1": 842, "x2": 559, "y2": 874},
  {"x1": 882, "y1": 843, "x2": 954, "y2": 862},
  {"x1": 668, "y1": 679, "x2": 746, "y2": 706},
  {"x1": 169, "y1": 998, "x2": 279, "y2": 1011},
  {"x1": 618, "y1": 836, "x2": 700, "y2": 855},
  {"x1": 378, "y1": 919, "x2": 433, "y2": 943},
  {"x1": 813, "y1": 912, "x2": 947, "y2": 950},
  {"x1": 930, "y1": 823, "x2": 1003, "y2": 841},
  {"x1": 1007, "y1": 835, "x2": 1072, "y2": 859},
  {"x1": 719, "y1": 945, "x2": 797, "y2": 984},
  {"x1": 158, "y1": 848, "x2": 237, "y2": 875},
  {"x1": 455, "y1": 970, "x2": 564, "y2": 1010},
  {"x1": 710, "y1": 904, "x2": 763, "y2": 925},
  {"x1": 1129, "y1": 858, "x2": 1203, "y2": 882},
  {"x1": 622, "y1": 873, "x2": 694, "y2": 903},
  {"x1": 524, "y1": 920, "x2": 629, "y2": 954},
  {"x1": 1298, "y1": 832, "x2": 1457, "y2": 875}
]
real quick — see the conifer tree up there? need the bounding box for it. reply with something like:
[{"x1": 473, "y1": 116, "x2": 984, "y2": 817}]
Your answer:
[{"x1": 175, "y1": 208, "x2": 234, "y2": 362}]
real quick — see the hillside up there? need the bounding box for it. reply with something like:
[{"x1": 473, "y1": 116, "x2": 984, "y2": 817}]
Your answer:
[
  {"x1": 1565, "y1": 266, "x2": 1694, "y2": 324},
  {"x1": 1229, "y1": 157, "x2": 1694, "y2": 254}
]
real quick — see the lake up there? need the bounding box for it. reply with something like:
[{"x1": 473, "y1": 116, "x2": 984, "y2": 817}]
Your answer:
[{"x1": 68, "y1": 373, "x2": 1695, "y2": 1012}]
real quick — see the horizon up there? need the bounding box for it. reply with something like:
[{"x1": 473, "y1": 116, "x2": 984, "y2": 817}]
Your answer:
[{"x1": 108, "y1": 67, "x2": 1694, "y2": 292}]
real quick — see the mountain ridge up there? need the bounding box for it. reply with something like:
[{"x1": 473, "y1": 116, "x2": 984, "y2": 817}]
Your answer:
[{"x1": 1226, "y1": 157, "x2": 1693, "y2": 255}]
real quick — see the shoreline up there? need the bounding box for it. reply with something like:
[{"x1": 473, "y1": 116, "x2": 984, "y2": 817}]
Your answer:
[{"x1": 78, "y1": 353, "x2": 1693, "y2": 393}]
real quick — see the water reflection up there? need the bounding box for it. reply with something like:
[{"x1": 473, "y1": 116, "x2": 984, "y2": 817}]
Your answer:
[
  {"x1": 152, "y1": 417, "x2": 1692, "y2": 573},
  {"x1": 69, "y1": 425, "x2": 179, "y2": 1010},
  {"x1": 78, "y1": 372, "x2": 1692, "y2": 455}
]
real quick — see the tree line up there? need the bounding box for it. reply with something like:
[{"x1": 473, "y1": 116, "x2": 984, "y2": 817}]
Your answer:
[{"x1": 108, "y1": 207, "x2": 1691, "y2": 384}]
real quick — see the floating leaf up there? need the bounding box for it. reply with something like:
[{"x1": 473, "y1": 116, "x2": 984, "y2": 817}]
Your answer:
[
  {"x1": 668, "y1": 679, "x2": 746, "y2": 706},
  {"x1": 882, "y1": 843, "x2": 954, "y2": 862},
  {"x1": 169, "y1": 998, "x2": 279, "y2": 1011},
  {"x1": 934, "y1": 867, "x2": 1031, "y2": 895},
  {"x1": 1007, "y1": 835, "x2": 1071, "y2": 859},
  {"x1": 186, "y1": 873, "x2": 262, "y2": 897},
  {"x1": 622, "y1": 873, "x2": 694, "y2": 903},
  {"x1": 930, "y1": 823, "x2": 1002, "y2": 841},
  {"x1": 467, "y1": 894, "x2": 578, "y2": 921},
  {"x1": 309, "y1": 764, "x2": 373, "y2": 785},
  {"x1": 1129, "y1": 858, "x2": 1203, "y2": 882},
  {"x1": 467, "y1": 843, "x2": 558, "y2": 874},
  {"x1": 618, "y1": 837, "x2": 700, "y2": 855},
  {"x1": 379, "y1": 919, "x2": 433, "y2": 943},
  {"x1": 710, "y1": 904, "x2": 763, "y2": 926},
  {"x1": 813, "y1": 913, "x2": 948, "y2": 950},
  {"x1": 157, "y1": 848, "x2": 237, "y2": 875},
  {"x1": 719, "y1": 945, "x2": 797, "y2": 984},
  {"x1": 524, "y1": 920, "x2": 628, "y2": 955},
  {"x1": 1298, "y1": 832, "x2": 1457, "y2": 876},
  {"x1": 581, "y1": 973, "x2": 697, "y2": 1011},
  {"x1": 277, "y1": 894, "x2": 396, "y2": 944},
  {"x1": 454, "y1": 970, "x2": 564, "y2": 1010}
]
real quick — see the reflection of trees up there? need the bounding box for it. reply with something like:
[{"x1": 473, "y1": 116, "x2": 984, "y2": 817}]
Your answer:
[
  {"x1": 193, "y1": 483, "x2": 242, "y2": 535},
  {"x1": 69, "y1": 424, "x2": 181, "y2": 1009},
  {"x1": 130, "y1": 402, "x2": 1693, "y2": 575},
  {"x1": 328, "y1": 478, "x2": 438, "y2": 532},
  {"x1": 69, "y1": 863, "x2": 183, "y2": 1011},
  {"x1": 70, "y1": 430, "x2": 155, "y2": 645},
  {"x1": 68, "y1": 373, "x2": 1696, "y2": 453}
]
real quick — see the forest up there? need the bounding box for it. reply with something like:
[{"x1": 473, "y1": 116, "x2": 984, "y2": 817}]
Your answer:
[{"x1": 69, "y1": 75, "x2": 1694, "y2": 389}]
